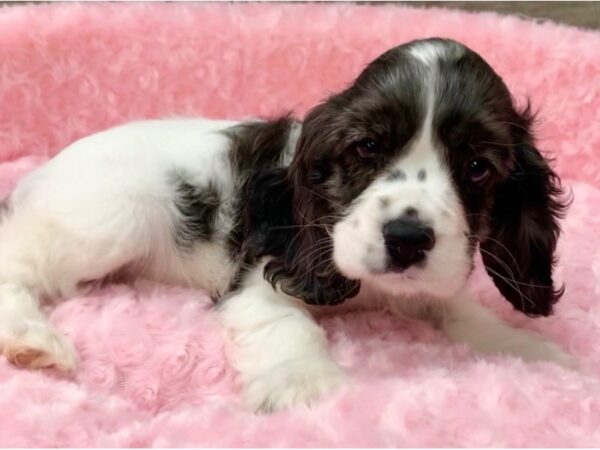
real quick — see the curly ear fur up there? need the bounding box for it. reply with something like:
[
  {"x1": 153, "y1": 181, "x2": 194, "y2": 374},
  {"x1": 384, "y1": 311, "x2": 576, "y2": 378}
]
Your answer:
[
  {"x1": 263, "y1": 103, "x2": 361, "y2": 306},
  {"x1": 262, "y1": 187, "x2": 361, "y2": 305},
  {"x1": 480, "y1": 107, "x2": 569, "y2": 316},
  {"x1": 226, "y1": 112, "x2": 359, "y2": 305},
  {"x1": 241, "y1": 166, "x2": 360, "y2": 306}
]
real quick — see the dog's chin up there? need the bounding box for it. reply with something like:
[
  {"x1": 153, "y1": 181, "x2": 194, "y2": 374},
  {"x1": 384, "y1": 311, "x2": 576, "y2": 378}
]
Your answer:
[
  {"x1": 373, "y1": 273, "x2": 447, "y2": 299},
  {"x1": 341, "y1": 264, "x2": 466, "y2": 301}
]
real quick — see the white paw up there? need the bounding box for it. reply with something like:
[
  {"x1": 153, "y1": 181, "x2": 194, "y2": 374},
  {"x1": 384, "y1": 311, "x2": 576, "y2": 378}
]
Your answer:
[
  {"x1": 0, "y1": 319, "x2": 77, "y2": 372},
  {"x1": 243, "y1": 357, "x2": 346, "y2": 413},
  {"x1": 468, "y1": 327, "x2": 578, "y2": 370},
  {"x1": 510, "y1": 334, "x2": 577, "y2": 369}
]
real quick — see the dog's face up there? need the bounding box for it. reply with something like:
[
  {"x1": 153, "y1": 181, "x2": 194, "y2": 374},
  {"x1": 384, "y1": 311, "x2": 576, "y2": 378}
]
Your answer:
[{"x1": 269, "y1": 38, "x2": 565, "y2": 316}]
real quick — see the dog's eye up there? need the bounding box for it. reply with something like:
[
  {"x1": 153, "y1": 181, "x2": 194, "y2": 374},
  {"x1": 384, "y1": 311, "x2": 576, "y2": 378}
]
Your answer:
[
  {"x1": 468, "y1": 159, "x2": 490, "y2": 183},
  {"x1": 354, "y1": 139, "x2": 380, "y2": 160}
]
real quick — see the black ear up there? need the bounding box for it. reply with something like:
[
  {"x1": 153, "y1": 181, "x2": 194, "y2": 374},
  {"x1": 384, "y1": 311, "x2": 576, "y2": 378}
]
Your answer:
[
  {"x1": 263, "y1": 179, "x2": 361, "y2": 306},
  {"x1": 262, "y1": 102, "x2": 361, "y2": 306},
  {"x1": 480, "y1": 110, "x2": 568, "y2": 316}
]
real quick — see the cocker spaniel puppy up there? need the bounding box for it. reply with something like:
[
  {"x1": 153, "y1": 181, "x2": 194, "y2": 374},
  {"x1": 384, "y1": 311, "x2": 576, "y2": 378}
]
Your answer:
[{"x1": 0, "y1": 38, "x2": 573, "y2": 412}]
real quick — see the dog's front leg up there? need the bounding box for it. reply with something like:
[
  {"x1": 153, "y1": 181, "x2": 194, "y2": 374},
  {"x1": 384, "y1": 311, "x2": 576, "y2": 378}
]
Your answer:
[
  {"x1": 437, "y1": 289, "x2": 576, "y2": 368},
  {"x1": 218, "y1": 265, "x2": 345, "y2": 412}
]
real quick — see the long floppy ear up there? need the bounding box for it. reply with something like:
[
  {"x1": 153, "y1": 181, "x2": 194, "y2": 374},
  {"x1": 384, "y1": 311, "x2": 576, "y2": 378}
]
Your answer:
[
  {"x1": 263, "y1": 102, "x2": 361, "y2": 305},
  {"x1": 480, "y1": 109, "x2": 568, "y2": 316}
]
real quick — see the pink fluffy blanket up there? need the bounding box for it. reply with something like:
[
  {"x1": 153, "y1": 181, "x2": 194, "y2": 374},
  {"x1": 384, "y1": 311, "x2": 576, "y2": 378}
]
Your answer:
[{"x1": 1, "y1": 3, "x2": 600, "y2": 447}]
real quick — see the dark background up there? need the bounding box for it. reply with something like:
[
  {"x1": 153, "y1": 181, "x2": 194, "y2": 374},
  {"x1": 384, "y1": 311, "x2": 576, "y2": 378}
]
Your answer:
[{"x1": 397, "y1": 2, "x2": 599, "y2": 30}]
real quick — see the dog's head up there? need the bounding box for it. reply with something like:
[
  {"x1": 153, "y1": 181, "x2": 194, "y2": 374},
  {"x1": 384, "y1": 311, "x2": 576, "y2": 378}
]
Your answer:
[{"x1": 267, "y1": 38, "x2": 566, "y2": 316}]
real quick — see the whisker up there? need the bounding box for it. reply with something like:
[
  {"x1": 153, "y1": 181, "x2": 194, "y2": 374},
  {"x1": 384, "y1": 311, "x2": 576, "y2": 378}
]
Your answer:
[
  {"x1": 290, "y1": 240, "x2": 334, "y2": 269},
  {"x1": 298, "y1": 186, "x2": 344, "y2": 208},
  {"x1": 465, "y1": 233, "x2": 522, "y2": 274},
  {"x1": 480, "y1": 264, "x2": 535, "y2": 310},
  {"x1": 477, "y1": 248, "x2": 552, "y2": 289}
]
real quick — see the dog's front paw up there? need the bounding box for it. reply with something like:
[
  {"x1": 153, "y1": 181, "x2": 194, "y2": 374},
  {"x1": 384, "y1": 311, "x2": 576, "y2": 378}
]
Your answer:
[
  {"x1": 512, "y1": 335, "x2": 577, "y2": 369},
  {"x1": 0, "y1": 320, "x2": 77, "y2": 372},
  {"x1": 243, "y1": 357, "x2": 346, "y2": 413}
]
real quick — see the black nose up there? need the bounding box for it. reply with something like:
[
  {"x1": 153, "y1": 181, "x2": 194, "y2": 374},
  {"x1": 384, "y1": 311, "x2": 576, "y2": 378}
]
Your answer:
[{"x1": 383, "y1": 219, "x2": 435, "y2": 272}]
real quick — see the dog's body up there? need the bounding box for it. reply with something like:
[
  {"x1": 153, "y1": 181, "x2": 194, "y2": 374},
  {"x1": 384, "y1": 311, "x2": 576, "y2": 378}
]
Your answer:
[{"x1": 0, "y1": 38, "x2": 573, "y2": 412}]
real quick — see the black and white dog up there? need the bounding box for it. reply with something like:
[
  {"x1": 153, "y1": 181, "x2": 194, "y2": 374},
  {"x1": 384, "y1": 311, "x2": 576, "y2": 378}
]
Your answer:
[{"x1": 0, "y1": 38, "x2": 573, "y2": 411}]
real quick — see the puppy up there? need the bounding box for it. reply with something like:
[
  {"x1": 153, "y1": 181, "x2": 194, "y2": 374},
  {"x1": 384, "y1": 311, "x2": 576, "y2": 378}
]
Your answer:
[{"x1": 0, "y1": 38, "x2": 573, "y2": 412}]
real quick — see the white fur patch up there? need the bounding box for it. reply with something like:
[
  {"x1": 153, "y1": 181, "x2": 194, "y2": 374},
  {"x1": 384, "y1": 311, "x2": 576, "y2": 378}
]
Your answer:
[
  {"x1": 408, "y1": 40, "x2": 447, "y2": 66},
  {"x1": 283, "y1": 121, "x2": 302, "y2": 166},
  {"x1": 440, "y1": 290, "x2": 576, "y2": 368},
  {"x1": 407, "y1": 39, "x2": 464, "y2": 67},
  {"x1": 218, "y1": 262, "x2": 345, "y2": 412}
]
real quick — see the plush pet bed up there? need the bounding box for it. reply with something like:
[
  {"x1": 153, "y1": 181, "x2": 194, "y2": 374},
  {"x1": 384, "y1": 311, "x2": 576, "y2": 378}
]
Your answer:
[{"x1": 1, "y1": 3, "x2": 599, "y2": 447}]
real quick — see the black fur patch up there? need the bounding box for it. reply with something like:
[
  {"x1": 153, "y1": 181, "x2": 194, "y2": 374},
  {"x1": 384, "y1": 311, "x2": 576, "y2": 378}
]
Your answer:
[
  {"x1": 242, "y1": 167, "x2": 359, "y2": 306},
  {"x1": 379, "y1": 197, "x2": 390, "y2": 208},
  {"x1": 224, "y1": 117, "x2": 296, "y2": 291},
  {"x1": 172, "y1": 175, "x2": 221, "y2": 248},
  {"x1": 226, "y1": 117, "x2": 295, "y2": 177},
  {"x1": 223, "y1": 116, "x2": 360, "y2": 305},
  {"x1": 226, "y1": 168, "x2": 295, "y2": 293},
  {"x1": 387, "y1": 169, "x2": 406, "y2": 181},
  {"x1": 429, "y1": 41, "x2": 568, "y2": 316},
  {"x1": 404, "y1": 207, "x2": 418, "y2": 218}
]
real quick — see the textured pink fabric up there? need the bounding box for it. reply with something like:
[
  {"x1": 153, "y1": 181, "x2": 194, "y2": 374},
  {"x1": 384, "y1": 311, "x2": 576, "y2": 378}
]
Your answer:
[{"x1": 1, "y1": 3, "x2": 599, "y2": 447}]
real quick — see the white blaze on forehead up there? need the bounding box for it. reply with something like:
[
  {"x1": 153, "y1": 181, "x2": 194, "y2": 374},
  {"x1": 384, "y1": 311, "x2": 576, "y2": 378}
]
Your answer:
[
  {"x1": 396, "y1": 43, "x2": 441, "y2": 173},
  {"x1": 400, "y1": 40, "x2": 465, "y2": 173},
  {"x1": 396, "y1": 40, "x2": 464, "y2": 172},
  {"x1": 405, "y1": 74, "x2": 436, "y2": 168},
  {"x1": 408, "y1": 40, "x2": 448, "y2": 67},
  {"x1": 282, "y1": 121, "x2": 302, "y2": 166},
  {"x1": 407, "y1": 39, "x2": 465, "y2": 67}
]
